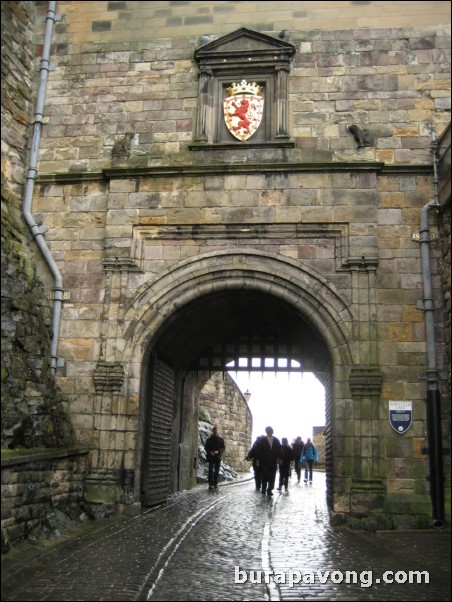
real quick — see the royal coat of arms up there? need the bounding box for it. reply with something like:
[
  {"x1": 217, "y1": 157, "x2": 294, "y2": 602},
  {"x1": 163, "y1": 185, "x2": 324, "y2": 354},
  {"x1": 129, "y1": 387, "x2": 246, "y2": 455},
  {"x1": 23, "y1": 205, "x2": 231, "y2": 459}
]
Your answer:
[{"x1": 224, "y1": 80, "x2": 264, "y2": 141}]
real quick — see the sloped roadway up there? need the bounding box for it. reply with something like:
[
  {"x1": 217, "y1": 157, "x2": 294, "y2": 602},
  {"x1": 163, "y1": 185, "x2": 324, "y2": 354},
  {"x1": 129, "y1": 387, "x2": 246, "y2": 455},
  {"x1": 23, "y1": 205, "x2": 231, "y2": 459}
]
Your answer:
[{"x1": 1, "y1": 473, "x2": 450, "y2": 601}]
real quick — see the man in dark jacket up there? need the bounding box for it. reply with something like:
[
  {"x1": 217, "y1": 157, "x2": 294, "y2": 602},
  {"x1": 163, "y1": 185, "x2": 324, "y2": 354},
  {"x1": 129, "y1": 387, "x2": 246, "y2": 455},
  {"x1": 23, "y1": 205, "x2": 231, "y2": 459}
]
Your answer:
[
  {"x1": 256, "y1": 426, "x2": 282, "y2": 496},
  {"x1": 246, "y1": 436, "x2": 263, "y2": 491},
  {"x1": 204, "y1": 426, "x2": 225, "y2": 490},
  {"x1": 277, "y1": 437, "x2": 293, "y2": 492},
  {"x1": 292, "y1": 436, "x2": 304, "y2": 483}
]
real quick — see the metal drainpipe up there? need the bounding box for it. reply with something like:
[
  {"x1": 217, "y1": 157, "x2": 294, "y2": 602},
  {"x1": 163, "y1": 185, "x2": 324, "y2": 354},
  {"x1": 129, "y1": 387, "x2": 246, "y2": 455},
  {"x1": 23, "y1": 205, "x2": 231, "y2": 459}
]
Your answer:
[
  {"x1": 419, "y1": 130, "x2": 444, "y2": 528},
  {"x1": 22, "y1": 1, "x2": 63, "y2": 375}
]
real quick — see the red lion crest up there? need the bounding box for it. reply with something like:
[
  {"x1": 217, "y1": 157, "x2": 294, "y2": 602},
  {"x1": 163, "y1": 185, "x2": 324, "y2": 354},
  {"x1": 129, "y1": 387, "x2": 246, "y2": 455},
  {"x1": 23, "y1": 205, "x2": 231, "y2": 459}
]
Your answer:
[
  {"x1": 230, "y1": 99, "x2": 251, "y2": 134},
  {"x1": 224, "y1": 84, "x2": 264, "y2": 142}
]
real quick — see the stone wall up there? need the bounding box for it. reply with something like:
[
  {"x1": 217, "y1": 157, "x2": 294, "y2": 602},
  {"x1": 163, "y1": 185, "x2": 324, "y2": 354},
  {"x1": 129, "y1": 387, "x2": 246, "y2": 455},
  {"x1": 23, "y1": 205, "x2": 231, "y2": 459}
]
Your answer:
[
  {"x1": 312, "y1": 426, "x2": 326, "y2": 470},
  {"x1": 34, "y1": 1, "x2": 451, "y2": 53},
  {"x1": 2, "y1": 1, "x2": 450, "y2": 527},
  {"x1": 34, "y1": 4, "x2": 451, "y2": 173},
  {"x1": 1, "y1": 1, "x2": 75, "y2": 449},
  {"x1": 1, "y1": 1, "x2": 89, "y2": 551},
  {"x1": 27, "y1": 1, "x2": 450, "y2": 527},
  {"x1": 1, "y1": 1, "x2": 35, "y2": 206},
  {"x1": 1, "y1": 448, "x2": 89, "y2": 552},
  {"x1": 199, "y1": 372, "x2": 252, "y2": 472}
]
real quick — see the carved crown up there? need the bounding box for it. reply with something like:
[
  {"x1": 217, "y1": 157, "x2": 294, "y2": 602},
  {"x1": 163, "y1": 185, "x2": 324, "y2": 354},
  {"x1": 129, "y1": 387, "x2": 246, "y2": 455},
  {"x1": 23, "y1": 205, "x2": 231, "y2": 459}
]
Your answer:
[{"x1": 226, "y1": 80, "x2": 262, "y2": 97}]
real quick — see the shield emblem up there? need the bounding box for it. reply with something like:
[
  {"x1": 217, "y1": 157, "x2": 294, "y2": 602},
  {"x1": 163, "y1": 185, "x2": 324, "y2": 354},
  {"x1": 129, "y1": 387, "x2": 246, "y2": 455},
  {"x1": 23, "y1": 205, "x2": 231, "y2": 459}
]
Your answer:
[
  {"x1": 389, "y1": 401, "x2": 413, "y2": 434},
  {"x1": 224, "y1": 80, "x2": 264, "y2": 142}
]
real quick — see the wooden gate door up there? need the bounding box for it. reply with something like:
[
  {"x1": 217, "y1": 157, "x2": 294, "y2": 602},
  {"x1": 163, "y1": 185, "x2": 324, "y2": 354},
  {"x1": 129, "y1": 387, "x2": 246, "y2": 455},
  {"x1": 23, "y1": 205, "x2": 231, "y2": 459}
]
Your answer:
[{"x1": 142, "y1": 354, "x2": 175, "y2": 506}]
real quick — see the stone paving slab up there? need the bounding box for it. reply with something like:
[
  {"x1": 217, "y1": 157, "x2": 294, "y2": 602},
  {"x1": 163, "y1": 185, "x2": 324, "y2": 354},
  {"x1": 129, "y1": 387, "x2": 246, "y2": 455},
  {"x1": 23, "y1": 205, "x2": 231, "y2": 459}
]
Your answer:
[{"x1": 1, "y1": 473, "x2": 450, "y2": 601}]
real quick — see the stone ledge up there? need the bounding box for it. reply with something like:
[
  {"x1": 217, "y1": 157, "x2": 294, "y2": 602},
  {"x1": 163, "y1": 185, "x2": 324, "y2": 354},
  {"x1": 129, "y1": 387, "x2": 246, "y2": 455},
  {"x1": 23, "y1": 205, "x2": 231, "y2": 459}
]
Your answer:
[
  {"x1": 1, "y1": 446, "x2": 90, "y2": 467},
  {"x1": 351, "y1": 478, "x2": 386, "y2": 492},
  {"x1": 35, "y1": 161, "x2": 433, "y2": 184},
  {"x1": 188, "y1": 141, "x2": 296, "y2": 151}
]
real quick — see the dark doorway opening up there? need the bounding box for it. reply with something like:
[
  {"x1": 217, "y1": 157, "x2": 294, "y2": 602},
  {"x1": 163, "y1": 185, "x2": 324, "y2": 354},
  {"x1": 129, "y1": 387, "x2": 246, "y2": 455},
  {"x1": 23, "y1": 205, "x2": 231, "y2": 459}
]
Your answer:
[{"x1": 140, "y1": 288, "x2": 333, "y2": 507}]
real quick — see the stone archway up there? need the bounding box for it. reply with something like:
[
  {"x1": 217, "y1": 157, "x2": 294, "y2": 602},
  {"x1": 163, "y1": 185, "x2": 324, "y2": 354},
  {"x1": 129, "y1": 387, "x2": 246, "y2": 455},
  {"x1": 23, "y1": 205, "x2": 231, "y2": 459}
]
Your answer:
[
  {"x1": 120, "y1": 251, "x2": 355, "y2": 512},
  {"x1": 122, "y1": 250, "x2": 353, "y2": 359}
]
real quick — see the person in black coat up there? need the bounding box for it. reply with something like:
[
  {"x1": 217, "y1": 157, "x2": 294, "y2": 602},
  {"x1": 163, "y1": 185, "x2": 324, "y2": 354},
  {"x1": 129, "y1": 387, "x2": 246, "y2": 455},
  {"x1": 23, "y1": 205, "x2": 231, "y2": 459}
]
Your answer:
[
  {"x1": 256, "y1": 426, "x2": 283, "y2": 496},
  {"x1": 291, "y1": 436, "x2": 304, "y2": 483},
  {"x1": 204, "y1": 426, "x2": 225, "y2": 490},
  {"x1": 246, "y1": 436, "x2": 263, "y2": 491},
  {"x1": 277, "y1": 437, "x2": 293, "y2": 492}
]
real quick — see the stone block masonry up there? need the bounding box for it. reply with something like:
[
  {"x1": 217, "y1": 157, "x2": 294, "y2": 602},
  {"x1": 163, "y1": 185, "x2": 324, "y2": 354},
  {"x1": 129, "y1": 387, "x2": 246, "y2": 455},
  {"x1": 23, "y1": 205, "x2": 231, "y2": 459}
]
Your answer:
[
  {"x1": 1, "y1": 2, "x2": 91, "y2": 551},
  {"x1": 199, "y1": 372, "x2": 252, "y2": 472},
  {"x1": 1, "y1": 448, "x2": 89, "y2": 551},
  {"x1": 2, "y1": 1, "x2": 450, "y2": 531},
  {"x1": 35, "y1": 2, "x2": 450, "y2": 175}
]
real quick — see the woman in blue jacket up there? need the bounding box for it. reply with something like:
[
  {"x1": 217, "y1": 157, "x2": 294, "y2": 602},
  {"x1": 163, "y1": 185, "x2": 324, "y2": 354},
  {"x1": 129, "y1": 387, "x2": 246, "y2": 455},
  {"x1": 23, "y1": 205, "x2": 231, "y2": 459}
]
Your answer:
[{"x1": 301, "y1": 437, "x2": 318, "y2": 484}]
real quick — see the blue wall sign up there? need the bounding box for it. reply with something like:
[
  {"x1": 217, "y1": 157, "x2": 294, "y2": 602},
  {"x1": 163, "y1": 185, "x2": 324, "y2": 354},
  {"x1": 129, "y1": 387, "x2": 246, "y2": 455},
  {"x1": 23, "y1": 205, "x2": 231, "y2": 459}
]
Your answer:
[{"x1": 389, "y1": 401, "x2": 412, "y2": 434}]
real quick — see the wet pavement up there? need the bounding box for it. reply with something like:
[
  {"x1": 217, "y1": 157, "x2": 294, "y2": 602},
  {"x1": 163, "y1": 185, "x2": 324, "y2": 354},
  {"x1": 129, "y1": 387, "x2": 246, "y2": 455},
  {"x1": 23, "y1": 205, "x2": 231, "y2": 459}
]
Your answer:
[{"x1": 1, "y1": 472, "x2": 450, "y2": 601}]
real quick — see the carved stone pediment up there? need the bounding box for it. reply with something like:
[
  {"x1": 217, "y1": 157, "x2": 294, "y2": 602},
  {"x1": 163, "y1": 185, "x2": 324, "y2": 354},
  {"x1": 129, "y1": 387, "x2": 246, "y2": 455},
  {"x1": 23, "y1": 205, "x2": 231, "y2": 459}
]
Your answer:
[
  {"x1": 195, "y1": 27, "x2": 295, "y2": 68},
  {"x1": 192, "y1": 28, "x2": 295, "y2": 147}
]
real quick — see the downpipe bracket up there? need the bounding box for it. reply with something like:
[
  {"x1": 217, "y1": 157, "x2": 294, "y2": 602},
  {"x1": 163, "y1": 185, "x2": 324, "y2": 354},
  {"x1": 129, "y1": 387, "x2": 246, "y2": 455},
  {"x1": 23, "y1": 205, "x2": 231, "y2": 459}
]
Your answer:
[
  {"x1": 416, "y1": 299, "x2": 443, "y2": 310},
  {"x1": 42, "y1": 14, "x2": 63, "y2": 22},
  {"x1": 418, "y1": 370, "x2": 448, "y2": 381},
  {"x1": 412, "y1": 231, "x2": 436, "y2": 241}
]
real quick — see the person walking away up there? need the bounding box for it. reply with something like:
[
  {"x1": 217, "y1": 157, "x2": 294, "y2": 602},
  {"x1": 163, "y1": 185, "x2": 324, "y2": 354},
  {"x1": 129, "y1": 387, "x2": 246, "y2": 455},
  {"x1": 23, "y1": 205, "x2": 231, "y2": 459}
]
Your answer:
[
  {"x1": 256, "y1": 426, "x2": 282, "y2": 496},
  {"x1": 246, "y1": 436, "x2": 263, "y2": 491},
  {"x1": 204, "y1": 426, "x2": 225, "y2": 490},
  {"x1": 302, "y1": 437, "x2": 318, "y2": 484},
  {"x1": 292, "y1": 436, "x2": 304, "y2": 483},
  {"x1": 277, "y1": 437, "x2": 293, "y2": 492}
]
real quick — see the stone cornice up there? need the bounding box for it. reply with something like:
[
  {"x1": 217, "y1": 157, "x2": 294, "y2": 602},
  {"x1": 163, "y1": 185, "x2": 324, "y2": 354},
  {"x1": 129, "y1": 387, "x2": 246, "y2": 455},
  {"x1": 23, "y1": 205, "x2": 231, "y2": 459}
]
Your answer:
[
  {"x1": 36, "y1": 162, "x2": 432, "y2": 184},
  {"x1": 103, "y1": 258, "x2": 141, "y2": 272},
  {"x1": 37, "y1": 172, "x2": 106, "y2": 184},
  {"x1": 1, "y1": 446, "x2": 90, "y2": 467},
  {"x1": 350, "y1": 478, "x2": 385, "y2": 492},
  {"x1": 188, "y1": 141, "x2": 295, "y2": 150},
  {"x1": 342, "y1": 257, "x2": 379, "y2": 271}
]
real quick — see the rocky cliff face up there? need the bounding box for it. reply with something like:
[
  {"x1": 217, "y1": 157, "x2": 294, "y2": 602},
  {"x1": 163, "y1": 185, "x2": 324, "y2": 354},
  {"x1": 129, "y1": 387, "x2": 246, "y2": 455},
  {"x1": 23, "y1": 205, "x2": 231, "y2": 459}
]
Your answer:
[
  {"x1": 1, "y1": 1, "x2": 74, "y2": 449},
  {"x1": 199, "y1": 372, "x2": 252, "y2": 473},
  {"x1": 197, "y1": 421, "x2": 241, "y2": 483},
  {"x1": 1, "y1": 214, "x2": 75, "y2": 449}
]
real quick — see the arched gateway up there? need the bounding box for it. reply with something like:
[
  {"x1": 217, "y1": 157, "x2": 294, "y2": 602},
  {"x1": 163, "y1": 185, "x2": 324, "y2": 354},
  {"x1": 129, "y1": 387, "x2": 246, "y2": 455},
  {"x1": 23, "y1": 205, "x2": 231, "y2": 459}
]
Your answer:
[
  {"x1": 3, "y1": 2, "x2": 449, "y2": 549},
  {"x1": 18, "y1": 11, "x2": 446, "y2": 532},
  {"x1": 121, "y1": 250, "x2": 354, "y2": 512}
]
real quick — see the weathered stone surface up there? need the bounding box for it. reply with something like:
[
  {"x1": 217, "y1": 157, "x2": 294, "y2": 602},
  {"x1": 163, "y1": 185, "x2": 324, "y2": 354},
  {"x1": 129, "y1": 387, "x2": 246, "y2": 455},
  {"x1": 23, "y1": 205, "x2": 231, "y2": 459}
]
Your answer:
[
  {"x1": 199, "y1": 372, "x2": 252, "y2": 473},
  {"x1": 1, "y1": 2, "x2": 86, "y2": 550},
  {"x1": 1, "y1": 1, "x2": 450, "y2": 538},
  {"x1": 1, "y1": 448, "x2": 89, "y2": 550},
  {"x1": 1, "y1": 2, "x2": 76, "y2": 452},
  {"x1": 197, "y1": 421, "x2": 240, "y2": 483}
]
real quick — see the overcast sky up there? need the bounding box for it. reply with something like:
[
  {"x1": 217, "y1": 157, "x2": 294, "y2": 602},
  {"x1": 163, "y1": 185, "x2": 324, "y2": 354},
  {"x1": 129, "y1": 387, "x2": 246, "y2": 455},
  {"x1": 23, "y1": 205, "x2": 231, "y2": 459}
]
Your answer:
[{"x1": 228, "y1": 370, "x2": 326, "y2": 445}]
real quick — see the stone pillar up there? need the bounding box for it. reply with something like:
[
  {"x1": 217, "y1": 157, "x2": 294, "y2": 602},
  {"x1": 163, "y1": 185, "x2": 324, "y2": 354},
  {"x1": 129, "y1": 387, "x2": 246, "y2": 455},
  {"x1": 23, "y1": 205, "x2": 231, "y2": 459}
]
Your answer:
[
  {"x1": 275, "y1": 64, "x2": 290, "y2": 139},
  {"x1": 342, "y1": 256, "x2": 385, "y2": 514},
  {"x1": 349, "y1": 366, "x2": 385, "y2": 514},
  {"x1": 347, "y1": 258, "x2": 379, "y2": 367},
  {"x1": 87, "y1": 258, "x2": 138, "y2": 510},
  {"x1": 195, "y1": 68, "x2": 213, "y2": 142}
]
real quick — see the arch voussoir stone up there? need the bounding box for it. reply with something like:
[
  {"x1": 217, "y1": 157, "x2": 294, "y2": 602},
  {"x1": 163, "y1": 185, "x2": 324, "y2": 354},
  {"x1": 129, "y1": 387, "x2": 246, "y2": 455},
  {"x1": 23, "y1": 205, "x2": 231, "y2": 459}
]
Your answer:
[{"x1": 121, "y1": 250, "x2": 354, "y2": 368}]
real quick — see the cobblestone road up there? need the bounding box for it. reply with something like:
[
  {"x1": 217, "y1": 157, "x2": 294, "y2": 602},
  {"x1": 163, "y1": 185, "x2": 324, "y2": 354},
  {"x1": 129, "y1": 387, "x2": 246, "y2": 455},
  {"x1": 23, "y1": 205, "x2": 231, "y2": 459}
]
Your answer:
[{"x1": 2, "y1": 473, "x2": 450, "y2": 601}]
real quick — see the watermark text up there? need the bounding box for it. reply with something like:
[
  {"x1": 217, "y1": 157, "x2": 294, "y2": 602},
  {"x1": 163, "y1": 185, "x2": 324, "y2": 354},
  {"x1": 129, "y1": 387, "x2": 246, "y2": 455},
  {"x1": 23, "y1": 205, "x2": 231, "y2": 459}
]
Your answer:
[{"x1": 234, "y1": 567, "x2": 430, "y2": 588}]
